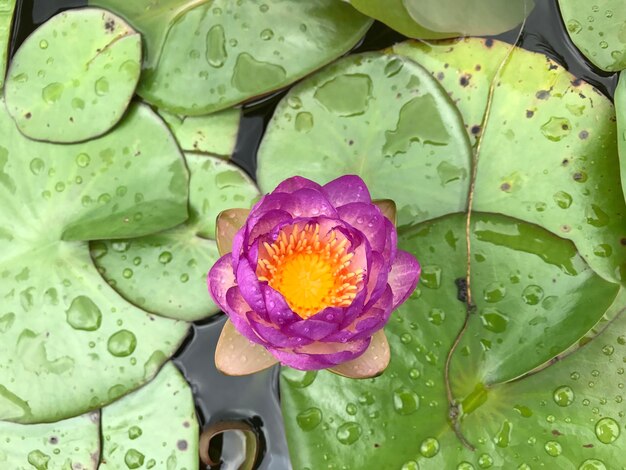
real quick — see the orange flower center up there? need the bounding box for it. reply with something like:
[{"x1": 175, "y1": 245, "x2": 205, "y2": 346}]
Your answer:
[{"x1": 256, "y1": 222, "x2": 365, "y2": 319}]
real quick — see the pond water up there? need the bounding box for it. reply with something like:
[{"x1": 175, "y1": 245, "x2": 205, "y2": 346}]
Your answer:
[{"x1": 9, "y1": 1, "x2": 619, "y2": 469}]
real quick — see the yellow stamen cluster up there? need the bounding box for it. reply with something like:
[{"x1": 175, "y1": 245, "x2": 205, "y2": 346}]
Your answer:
[{"x1": 257, "y1": 223, "x2": 365, "y2": 319}]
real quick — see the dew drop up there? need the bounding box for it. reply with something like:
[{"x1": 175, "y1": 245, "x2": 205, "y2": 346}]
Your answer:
[
  {"x1": 544, "y1": 440, "x2": 562, "y2": 456},
  {"x1": 42, "y1": 82, "x2": 64, "y2": 104},
  {"x1": 107, "y1": 330, "x2": 137, "y2": 357},
  {"x1": 295, "y1": 112, "x2": 314, "y2": 133},
  {"x1": 336, "y1": 422, "x2": 361, "y2": 445},
  {"x1": 419, "y1": 437, "x2": 439, "y2": 458},
  {"x1": 296, "y1": 407, "x2": 322, "y2": 431},
  {"x1": 595, "y1": 417, "x2": 620, "y2": 444},
  {"x1": 66, "y1": 296, "x2": 102, "y2": 331},
  {"x1": 158, "y1": 251, "x2": 173, "y2": 264},
  {"x1": 553, "y1": 385, "x2": 575, "y2": 407},
  {"x1": 95, "y1": 77, "x2": 109, "y2": 96},
  {"x1": 29, "y1": 158, "x2": 45, "y2": 175},
  {"x1": 392, "y1": 387, "x2": 419, "y2": 415}
]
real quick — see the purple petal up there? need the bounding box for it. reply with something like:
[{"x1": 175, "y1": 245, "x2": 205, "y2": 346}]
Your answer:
[
  {"x1": 389, "y1": 250, "x2": 421, "y2": 310},
  {"x1": 250, "y1": 188, "x2": 338, "y2": 220},
  {"x1": 326, "y1": 286, "x2": 393, "y2": 342},
  {"x1": 236, "y1": 258, "x2": 267, "y2": 316},
  {"x1": 322, "y1": 175, "x2": 371, "y2": 207},
  {"x1": 246, "y1": 310, "x2": 313, "y2": 348},
  {"x1": 285, "y1": 319, "x2": 340, "y2": 341},
  {"x1": 363, "y1": 251, "x2": 390, "y2": 310},
  {"x1": 207, "y1": 254, "x2": 237, "y2": 311},
  {"x1": 248, "y1": 209, "x2": 293, "y2": 243},
  {"x1": 268, "y1": 337, "x2": 371, "y2": 370},
  {"x1": 262, "y1": 284, "x2": 300, "y2": 326},
  {"x1": 225, "y1": 287, "x2": 267, "y2": 345},
  {"x1": 337, "y1": 203, "x2": 389, "y2": 253},
  {"x1": 273, "y1": 176, "x2": 323, "y2": 194}
]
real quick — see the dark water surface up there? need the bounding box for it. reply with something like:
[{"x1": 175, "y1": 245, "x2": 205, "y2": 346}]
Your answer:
[{"x1": 10, "y1": 1, "x2": 618, "y2": 469}]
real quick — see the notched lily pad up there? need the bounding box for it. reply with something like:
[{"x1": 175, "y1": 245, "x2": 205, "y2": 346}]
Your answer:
[
  {"x1": 0, "y1": 0, "x2": 16, "y2": 91},
  {"x1": 558, "y1": 0, "x2": 626, "y2": 72},
  {"x1": 257, "y1": 52, "x2": 472, "y2": 227},
  {"x1": 5, "y1": 8, "x2": 141, "y2": 143},
  {"x1": 95, "y1": 0, "x2": 373, "y2": 115},
  {"x1": 347, "y1": 0, "x2": 533, "y2": 38},
  {"x1": 92, "y1": 154, "x2": 259, "y2": 321},
  {"x1": 393, "y1": 38, "x2": 626, "y2": 286},
  {"x1": 158, "y1": 107, "x2": 241, "y2": 157},
  {"x1": 100, "y1": 362, "x2": 199, "y2": 469},
  {"x1": 281, "y1": 212, "x2": 623, "y2": 469},
  {"x1": 0, "y1": 99, "x2": 190, "y2": 423},
  {"x1": 0, "y1": 412, "x2": 100, "y2": 469}
]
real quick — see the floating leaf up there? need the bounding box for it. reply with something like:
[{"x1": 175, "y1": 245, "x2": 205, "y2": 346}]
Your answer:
[
  {"x1": 346, "y1": 0, "x2": 533, "y2": 38},
  {"x1": 392, "y1": 38, "x2": 626, "y2": 285},
  {"x1": 0, "y1": 412, "x2": 100, "y2": 469},
  {"x1": 257, "y1": 52, "x2": 472, "y2": 227},
  {"x1": 94, "y1": 0, "x2": 373, "y2": 115},
  {"x1": 558, "y1": 0, "x2": 626, "y2": 72},
  {"x1": 281, "y1": 213, "x2": 623, "y2": 468},
  {"x1": 100, "y1": 362, "x2": 199, "y2": 469},
  {"x1": 616, "y1": 72, "x2": 626, "y2": 201},
  {"x1": 0, "y1": 101, "x2": 189, "y2": 423},
  {"x1": 158, "y1": 107, "x2": 241, "y2": 157},
  {"x1": 4, "y1": 8, "x2": 141, "y2": 143},
  {"x1": 90, "y1": 0, "x2": 209, "y2": 70},
  {"x1": 92, "y1": 154, "x2": 259, "y2": 321},
  {"x1": 0, "y1": 0, "x2": 16, "y2": 91}
]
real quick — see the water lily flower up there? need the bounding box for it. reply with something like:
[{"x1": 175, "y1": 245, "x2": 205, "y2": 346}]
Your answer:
[{"x1": 207, "y1": 175, "x2": 420, "y2": 378}]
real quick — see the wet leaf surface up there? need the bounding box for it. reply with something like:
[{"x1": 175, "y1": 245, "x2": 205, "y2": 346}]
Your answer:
[
  {"x1": 0, "y1": 100, "x2": 190, "y2": 423},
  {"x1": 393, "y1": 38, "x2": 626, "y2": 286},
  {"x1": 96, "y1": 0, "x2": 372, "y2": 115},
  {"x1": 100, "y1": 362, "x2": 199, "y2": 469},
  {"x1": 92, "y1": 154, "x2": 259, "y2": 321},
  {"x1": 347, "y1": 0, "x2": 533, "y2": 38},
  {"x1": 281, "y1": 213, "x2": 624, "y2": 469},
  {"x1": 0, "y1": 0, "x2": 16, "y2": 91},
  {"x1": 558, "y1": 0, "x2": 626, "y2": 72},
  {"x1": 0, "y1": 412, "x2": 100, "y2": 469},
  {"x1": 257, "y1": 52, "x2": 472, "y2": 227},
  {"x1": 158, "y1": 107, "x2": 241, "y2": 157},
  {"x1": 5, "y1": 8, "x2": 141, "y2": 143},
  {"x1": 616, "y1": 72, "x2": 626, "y2": 201}
]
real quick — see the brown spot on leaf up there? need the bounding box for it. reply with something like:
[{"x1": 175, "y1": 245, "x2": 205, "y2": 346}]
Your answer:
[
  {"x1": 583, "y1": 443, "x2": 594, "y2": 448},
  {"x1": 471, "y1": 125, "x2": 481, "y2": 135},
  {"x1": 460, "y1": 74, "x2": 471, "y2": 87},
  {"x1": 536, "y1": 90, "x2": 550, "y2": 100},
  {"x1": 552, "y1": 429, "x2": 563, "y2": 436},
  {"x1": 579, "y1": 130, "x2": 589, "y2": 139},
  {"x1": 500, "y1": 182, "x2": 511, "y2": 191},
  {"x1": 177, "y1": 439, "x2": 188, "y2": 451},
  {"x1": 485, "y1": 38, "x2": 494, "y2": 48},
  {"x1": 25, "y1": 112, "x2": 31, "y2": 119},
  {"x1": 526, "y1": 110, "x2": 534, "y2": 118},
  {"x1": 104, "y1": 19, "x2": 115, "y2": 32}
]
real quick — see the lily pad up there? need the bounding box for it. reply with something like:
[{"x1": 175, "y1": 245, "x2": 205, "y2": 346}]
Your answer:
[
  {"x1": 558, "y1": 0, "x2": 626, "y2": 72},
  {"x1": 257, "y1": 52, "x2": 472, "y2": 227},
  {"x1": 0, "y1": 0, "x2": 16, "y2": 91},
  {"x1": 91, "y1": 154, "x2": 259, "y2": 321},
  {"x1": 0, "y1": 100, "x2": 190, "y2": 423},
  {"x1": 95, "y1": 0, "x2": 373, "y2": 115},
  {"x1": 0, "y1": 412, "x2": 100, "y2": 469},
  {"x1": 281, "y1": 213, "x2": 624, "y2": 468},
  {"x1": 616, "y1": 72, "x2": 626, "y2": 199},
  {"x1": 346, "y1": 0, "x2": 533, "y2": 38},
  {"x1": 158, "y1": 107, "x2": 241, "y2": 157},
  {"x1": 4, "y1": 8, "x2": 142, "y2": 143},
  {"x1": 100, "y1": 362, "x2": 199, "y2": 469},
  {"x1": 391, "y1": 38, "x2": 626, "y2": 286}
]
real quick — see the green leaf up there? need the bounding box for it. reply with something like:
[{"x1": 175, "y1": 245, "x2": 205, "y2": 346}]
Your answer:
[
  {"x1": 0, "y1": 412, "x2": 100, "y2": 469},
  {"x1": 0, "y1": 100, "x2": 190, "y2": 423},
  {"x1": 616, "y1": 72, "x2": 626, "y2": 202},
  {"x1": 100, "y1": 362, "x2": 199, "y2": 470},
  {"x1": 281, "y1": 213, "x2": 623, "y2": 469},
  {"x1": 392, "y1": 38, "x2": 626, "y2": 285},
  {"x1": 0, "y1": 0, "x2": 17, "y2": 91},
  {"x1": 91, "y1": 154, "x2": 259, "y2": 321},
  {"x1": 257, "y1": 52, "x2": 472, "y2": 227},
  {"x1": 4, "y1": 8, "x2": 142, "y2": 143},
  {"x1": 558, "y1": 0, "x2": 626, "y2": 72},
  {"x1": 96, "y1": 0, "x2": 373, "y2": 115},
  {"x1": 346, "y1": 0, "x2": 533, "y2": 38},
  {"x1": 158, "y1": 107, "x2": 241, "y2": 157},
  {"x1": 90, "y1": 0, "x2": 209, "y2": 71}
]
